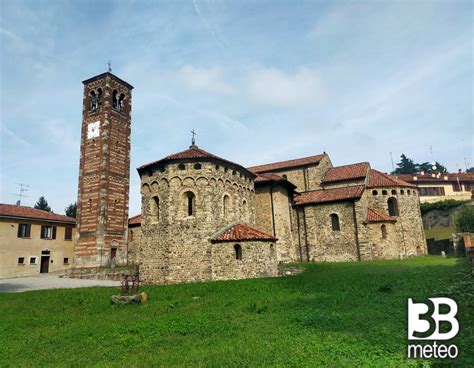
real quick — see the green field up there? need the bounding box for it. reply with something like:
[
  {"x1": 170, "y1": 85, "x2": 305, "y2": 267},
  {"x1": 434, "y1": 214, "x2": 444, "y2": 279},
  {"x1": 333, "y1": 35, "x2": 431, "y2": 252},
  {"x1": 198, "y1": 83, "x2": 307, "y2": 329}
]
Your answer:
[
  {"x1": 1, "y1": 257, "x2": 473, "y2": 367},
  {"x1": 424, "y1": 226, "x2": 456, "y2": 241}
]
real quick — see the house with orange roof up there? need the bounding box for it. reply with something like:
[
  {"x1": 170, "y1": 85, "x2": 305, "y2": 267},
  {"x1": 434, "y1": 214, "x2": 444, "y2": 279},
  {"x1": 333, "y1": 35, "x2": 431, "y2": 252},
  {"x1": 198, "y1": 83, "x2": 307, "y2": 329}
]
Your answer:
[{"x1": 0, "y1": 203, "x2": 76, "y2": 278}]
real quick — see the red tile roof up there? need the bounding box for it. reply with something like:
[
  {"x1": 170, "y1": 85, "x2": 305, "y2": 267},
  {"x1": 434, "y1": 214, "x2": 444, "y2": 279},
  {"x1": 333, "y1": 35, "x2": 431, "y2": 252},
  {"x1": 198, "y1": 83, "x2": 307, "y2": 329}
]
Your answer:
[
  {"x1": 293, "y1": 185, "x2": 365, "y2": 206},
  {"x1": 212, "y1": 223, "x2": 277, "y2": 242},
  {"x1": 321, "y1": 162, "x2": 370, "y2": 184},
  {"x1": 128, "y1": 214, "x2": 141, "y2": 226},
  {"x1": 248, "y1": 153, "x2": 326, "y2": 173},
  {"x1": 366, "y1": 208, "x2": 397, "y2": 223},
  {"x1": 254, "y1": 173, "x2": 297, "y2": 190},
  {"x1": 368, "y1": 169, "x2": 416, "y2": 188},
  {"x1": 396, "y1": 172, "x2": 474, "y2": 183},
  {"x1": 0, "y1": 203, "x2": 76, "y2": 224},
  {"x1": 138, "y1": 145, "x2": 255, "y2": 178}
]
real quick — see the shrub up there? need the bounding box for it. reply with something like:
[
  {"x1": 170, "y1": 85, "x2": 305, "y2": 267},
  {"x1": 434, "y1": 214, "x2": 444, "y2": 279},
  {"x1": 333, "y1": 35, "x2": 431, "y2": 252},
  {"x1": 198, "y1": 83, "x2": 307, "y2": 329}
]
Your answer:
[
  {"x1": 455, "y1": 206, "x2": 474, "y2": 233},
  {"x1": 420, "y1": 199, "x2": 469, "y2": 215}
]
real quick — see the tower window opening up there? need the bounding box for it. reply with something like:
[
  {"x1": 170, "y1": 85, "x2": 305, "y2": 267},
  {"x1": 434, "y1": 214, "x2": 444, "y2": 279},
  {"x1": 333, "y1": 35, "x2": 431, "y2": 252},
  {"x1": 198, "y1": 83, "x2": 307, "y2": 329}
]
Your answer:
[
  {"x1": 330, "y1": 214, "x2": 340, "y2": 231},
  {"x1": 113, "y1": 90, "x2": 126, "y2": 111},
  {"x1": 152, "y1": 196, "x2": 160, "y2": 221},
  {"x1": 184, "y1": 191, "x2": 195, "y2": 216},
  {"x1": 387, "y1": 197, "x2": 399, "y2": 216},
  {"x1": 89, "y1": 88, "x2": 102, "y2": 112},
  {"x1": 381, "y1": 224, "x2": 387, "y2": 239},
  {"x1": 234, "y1": 244, "x2": 242, "y2": 260},
  {"x1": 223, "y1": 195, "x2": 230, "y2": 219}
]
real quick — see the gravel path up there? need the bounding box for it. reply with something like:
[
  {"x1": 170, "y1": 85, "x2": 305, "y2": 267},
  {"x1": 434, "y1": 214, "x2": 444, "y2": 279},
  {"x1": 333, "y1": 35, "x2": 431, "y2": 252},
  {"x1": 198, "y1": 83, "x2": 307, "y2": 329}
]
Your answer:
[{"x1": 0, "y1": 275, "x2": 120, "y2": 293}]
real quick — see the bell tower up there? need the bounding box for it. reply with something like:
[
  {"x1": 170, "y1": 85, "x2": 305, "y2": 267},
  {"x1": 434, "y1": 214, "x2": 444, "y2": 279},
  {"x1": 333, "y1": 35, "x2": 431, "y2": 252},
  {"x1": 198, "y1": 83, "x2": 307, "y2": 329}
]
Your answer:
[{"x1": 75, "y1": 71, "x2": 133, "y2": 268}]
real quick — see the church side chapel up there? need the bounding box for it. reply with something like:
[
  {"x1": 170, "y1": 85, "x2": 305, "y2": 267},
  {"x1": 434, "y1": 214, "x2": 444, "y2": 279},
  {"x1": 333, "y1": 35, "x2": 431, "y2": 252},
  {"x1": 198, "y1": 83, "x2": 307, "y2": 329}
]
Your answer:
[{"x1": 73, "y1": 71, "x2": 427, "y2": 285}]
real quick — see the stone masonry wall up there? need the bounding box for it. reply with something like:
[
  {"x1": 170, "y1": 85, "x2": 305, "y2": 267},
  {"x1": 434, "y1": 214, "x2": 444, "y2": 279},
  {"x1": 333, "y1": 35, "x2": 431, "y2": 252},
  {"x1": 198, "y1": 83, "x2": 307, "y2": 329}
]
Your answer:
[
  {"x1": 139, "y1": 159, "x2": 256, "y2": 284},
  {"x1": 211, "y1": 241, "x2": 278, "y2": 280},
  {"x1": 254, "y1": 185, "x2": 298, "y2": 262},
  {"x1": 364, "y1": 187, "x2": 427, "y2": 257},
  {"x1": 299, "y1": 201, "x2": 359, "y2": 262}
]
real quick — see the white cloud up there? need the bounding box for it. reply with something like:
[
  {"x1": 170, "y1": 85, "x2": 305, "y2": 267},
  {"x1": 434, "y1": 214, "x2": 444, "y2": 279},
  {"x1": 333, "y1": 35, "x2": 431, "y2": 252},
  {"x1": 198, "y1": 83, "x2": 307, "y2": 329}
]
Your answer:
[
  {"x1": 246, "y1": 67, "x2": 325, "y2": 107},
  {"x1": 177, "y1": 65, "x2": 234, "y2": 94}
]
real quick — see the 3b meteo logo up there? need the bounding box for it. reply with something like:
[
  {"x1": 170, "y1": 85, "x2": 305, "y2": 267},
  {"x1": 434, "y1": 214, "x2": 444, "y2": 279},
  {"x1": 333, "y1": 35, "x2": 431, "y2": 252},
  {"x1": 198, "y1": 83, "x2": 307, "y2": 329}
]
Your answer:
[{"x1": 407, "y1": 298, "x2": 459, "y2": 359}]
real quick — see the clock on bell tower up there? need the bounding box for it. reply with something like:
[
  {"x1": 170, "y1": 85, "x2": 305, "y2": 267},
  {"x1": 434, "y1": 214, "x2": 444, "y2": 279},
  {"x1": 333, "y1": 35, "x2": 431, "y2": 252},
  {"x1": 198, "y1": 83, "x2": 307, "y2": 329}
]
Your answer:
[{"x1": 75, "y1": 71, "x2": 133, "y2": 268}]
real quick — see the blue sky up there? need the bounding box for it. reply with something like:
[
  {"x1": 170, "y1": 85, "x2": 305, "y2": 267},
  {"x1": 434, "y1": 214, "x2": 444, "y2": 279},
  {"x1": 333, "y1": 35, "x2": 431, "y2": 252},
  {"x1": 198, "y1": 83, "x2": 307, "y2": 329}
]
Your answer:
[{"x1": 0, "y1": 0, "x2": 472, "y2": 216}]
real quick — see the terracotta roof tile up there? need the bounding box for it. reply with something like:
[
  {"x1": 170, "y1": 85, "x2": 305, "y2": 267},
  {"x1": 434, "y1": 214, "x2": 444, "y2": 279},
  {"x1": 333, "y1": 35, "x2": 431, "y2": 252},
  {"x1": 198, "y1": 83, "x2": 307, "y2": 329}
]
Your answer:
[
  {"x1": 294, "y1": 185, "x2": 365, "y2": 206},
  {"x1": 212, "y1": 223, "x2": 277, "y2": 242},
  {"x1": 254, "y1": 173, "x2": 297, "y2": 190},
  {"x1": 248, "y1": 153, "x2": 326, "y2": 173},
  {"x1": 368, "y1": 169, "x2": 416, "y2": 188},
  {"x1": 0, "y1": 203, "x2": 76, "y2": 224},
  {"x1": 137, "y1": 145, "x2": 255, "y2": 178},
  {"x1": 128, "y1": 214, "x2": 141, "y2": 226},
  {"x1": 321, "y1": 162, "x2": 370, "y2": 183},
  {"x1": 366, "y1": 208, "x2": 397, "y2": 223}
]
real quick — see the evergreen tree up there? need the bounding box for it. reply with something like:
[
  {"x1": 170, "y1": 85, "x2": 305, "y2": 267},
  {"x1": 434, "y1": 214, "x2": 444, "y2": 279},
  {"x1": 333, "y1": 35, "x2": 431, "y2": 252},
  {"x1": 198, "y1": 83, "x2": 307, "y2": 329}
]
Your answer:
[
  {"x1": 417, "y1": 162, "x2": 431, "y2": 173},
  {"x1": 65, "y1": 202, "x2": 77, "y2": 218},
  {"x1": 393, "y1": 154, "x2": 417, "y2": 174},
  {"x1": 467, "y1": 167, "x2": 474, "y2": 173},
  {"x1": 34, "y1": 196, "x2": 52, "y2": 212}
]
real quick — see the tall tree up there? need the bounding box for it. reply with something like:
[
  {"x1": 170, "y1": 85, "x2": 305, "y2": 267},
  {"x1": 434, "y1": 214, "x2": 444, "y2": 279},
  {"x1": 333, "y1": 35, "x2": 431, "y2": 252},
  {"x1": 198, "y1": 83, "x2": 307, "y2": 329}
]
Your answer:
[
  {"x1": 432, "y1": 161, "x2": 448, "y2": 173},
  {"x1": 467, "y1": 167, "x2": 474, "y2": 173},
  {"x1": 417, "y1": 162, "x2": 432, "y2": 173},
  {"x1": 34, "y1": 196, "x2": 52, "y2": 212},
  {"x1": 393, "y1": 154, "x2": 417, "y2": 174},
  {"x1": 65, "y1": 202, "x2": 77, "y2": 218}
]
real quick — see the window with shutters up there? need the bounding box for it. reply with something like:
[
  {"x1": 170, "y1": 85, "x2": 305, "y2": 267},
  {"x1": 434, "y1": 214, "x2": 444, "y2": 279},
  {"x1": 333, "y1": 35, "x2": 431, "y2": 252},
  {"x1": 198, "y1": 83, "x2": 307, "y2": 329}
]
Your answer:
[
  {"x1": 17, "y1": 223, "x2": 31, "y2": 238},
  {"x1": 64, "y1": 227, "x2": 73, "y2": 240},
  {"x1": 40, "y1": 225, "x2": 56, "y2": 239}
]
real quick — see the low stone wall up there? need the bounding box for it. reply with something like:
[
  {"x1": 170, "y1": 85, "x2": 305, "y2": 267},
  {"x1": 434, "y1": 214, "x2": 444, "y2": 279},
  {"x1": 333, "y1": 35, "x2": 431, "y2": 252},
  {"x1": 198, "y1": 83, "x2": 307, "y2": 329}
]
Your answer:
[{"x1": 63, "y1": 267, "x2": 133, "y2": 281}]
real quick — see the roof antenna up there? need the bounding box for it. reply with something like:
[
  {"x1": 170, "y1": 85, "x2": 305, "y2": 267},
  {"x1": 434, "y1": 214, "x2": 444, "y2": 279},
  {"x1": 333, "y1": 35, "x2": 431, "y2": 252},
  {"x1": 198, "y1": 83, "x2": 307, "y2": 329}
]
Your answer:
[
  {"x1": 108, "y1": 60, "x2": 112, "y2": 73},
  {"x1": 190, "y1": 129, "x2": 197, "y2": 147},
  {"x1": 390, "y1": 152, "x2": 395, "y2": 174},
  {"x1": 10, "y1": 183, "x2": 29, "y2": 205}
]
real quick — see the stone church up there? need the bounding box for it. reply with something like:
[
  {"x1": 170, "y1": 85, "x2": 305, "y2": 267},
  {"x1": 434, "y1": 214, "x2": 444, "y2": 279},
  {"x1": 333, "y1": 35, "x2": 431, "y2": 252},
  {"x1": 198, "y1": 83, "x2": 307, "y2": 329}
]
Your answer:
[{"x1": 74, "y1": 71, "x2": 427, "y2": 284}]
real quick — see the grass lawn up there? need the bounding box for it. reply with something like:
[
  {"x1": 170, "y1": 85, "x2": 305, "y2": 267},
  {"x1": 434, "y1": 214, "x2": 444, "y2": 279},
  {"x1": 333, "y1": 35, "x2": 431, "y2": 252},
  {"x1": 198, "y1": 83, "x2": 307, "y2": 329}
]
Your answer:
[
  {"x1": 425, "y1": 226, "x2": 456, "y2": 240},
  {"x1": 1, "y1": 256, "x2": 473, "y2": 367}
]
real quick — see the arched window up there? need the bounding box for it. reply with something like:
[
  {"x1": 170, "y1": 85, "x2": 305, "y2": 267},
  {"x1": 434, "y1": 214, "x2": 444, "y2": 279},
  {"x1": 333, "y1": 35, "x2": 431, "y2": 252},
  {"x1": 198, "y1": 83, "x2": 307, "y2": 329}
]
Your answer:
[
  {"x1": 184, "y1": 191, "x2": 195, "y2": 216},
  {"x1": 382, "y1": 190, "x2": 388, "y2": 195},
  {"x1": 112, "y1": 90, "x2": 125, "y2": 111},
  {"x1": 89, "y1": 199, "x2": 93, "y2": 211},
  {"x1": 330, "y1": 214, "x2": 340, "y2": 231},
  {"x1": 129, "y1": 230, "x2": 134, "y2": 241},
  {"x1": 372, "y1": 190, "x2": 378, "y2": 196},
  {"x1": 391, "y1": 189, "x2": 397, "y2": 195},
  {"x1": 178, "y1": 163, "x2": 185, "y2": 170},
  {"x1": 381, "y1": 224, "x2": 387, "y2": 239},
  {"x1": 194, "y1": 163, "x2": 202, "y2": 170},
  {"x1": 387, "y1": 197, "x2": 399, "y2": 216},
  {"x1": 151, "y1": 196, "x2": 160, "y2": 221},
  {"x1": 282, "y1": 174, "x2": 288, "y2": 179},
  {"x1": 407, "y1": 190, "x2": 411, "y2": 195},
  {"x1": 234, "y1": 244, "x2": 242, "y2": 260},
  {"x1": 89, "y1": 88, "x2": 102, "y2": 111},
  {"x1": 242, "y1": 200, "x2": 248, "y2": 220},
  {"x1": 223, "y1": 195, "x2": 230, "y2": 219},
  {"x1": 400, "y1": 189, "x2": 405, "y2": 195}
]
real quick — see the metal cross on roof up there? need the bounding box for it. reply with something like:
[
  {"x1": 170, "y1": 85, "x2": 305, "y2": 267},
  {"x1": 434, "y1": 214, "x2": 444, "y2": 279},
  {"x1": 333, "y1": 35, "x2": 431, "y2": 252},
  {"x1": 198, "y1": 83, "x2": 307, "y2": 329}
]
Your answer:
[
  {"x1": 191, "y1": 129, "x2": 196, "y2": 146},
  {"x1": 108, "y1": 60, "x2": 112, "y2": 72}
]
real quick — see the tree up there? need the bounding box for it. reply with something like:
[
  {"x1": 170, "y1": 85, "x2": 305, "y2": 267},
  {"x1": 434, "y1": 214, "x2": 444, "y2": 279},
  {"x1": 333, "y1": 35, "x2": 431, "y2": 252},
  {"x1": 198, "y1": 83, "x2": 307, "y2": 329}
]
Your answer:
[
  {"x1": 393, "y1": 154, "x2": 417, "y2": 174},
  {"x1": 417, "y1": 162, "x2": 432, "y2": 173},
  {"x1": 432, "y1": 161, "x2": 448, "y2": 173},
  {"x1": 65, "y1": 202, "x2": 77, "y2": 218},
  {"x1": 34, "y1": 196, "x2": 52, "y2": 212},
  {"x1": 466, "y1": 167, "x2": 474, "y2": 173},
  {"x1": 455, "y1": 207, "x2": 474, "y2": 233}
]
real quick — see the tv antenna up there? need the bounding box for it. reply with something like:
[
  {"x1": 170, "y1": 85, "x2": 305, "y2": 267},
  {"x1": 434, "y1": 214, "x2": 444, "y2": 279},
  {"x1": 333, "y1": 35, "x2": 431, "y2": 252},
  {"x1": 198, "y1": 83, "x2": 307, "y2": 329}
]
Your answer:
[
  {"x1": 10, "y1": 183, "x2": 29, "y2": 205},
  {"x1": 390, "y1": 152, "x2": 395, "y2": 173}
]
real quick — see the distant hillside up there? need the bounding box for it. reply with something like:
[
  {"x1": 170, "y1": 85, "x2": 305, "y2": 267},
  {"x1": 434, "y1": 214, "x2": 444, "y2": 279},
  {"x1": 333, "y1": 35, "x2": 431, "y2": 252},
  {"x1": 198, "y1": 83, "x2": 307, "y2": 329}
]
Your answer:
[{"x1": 422, "y1": 201, "x2": 470, "y2": 229}]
